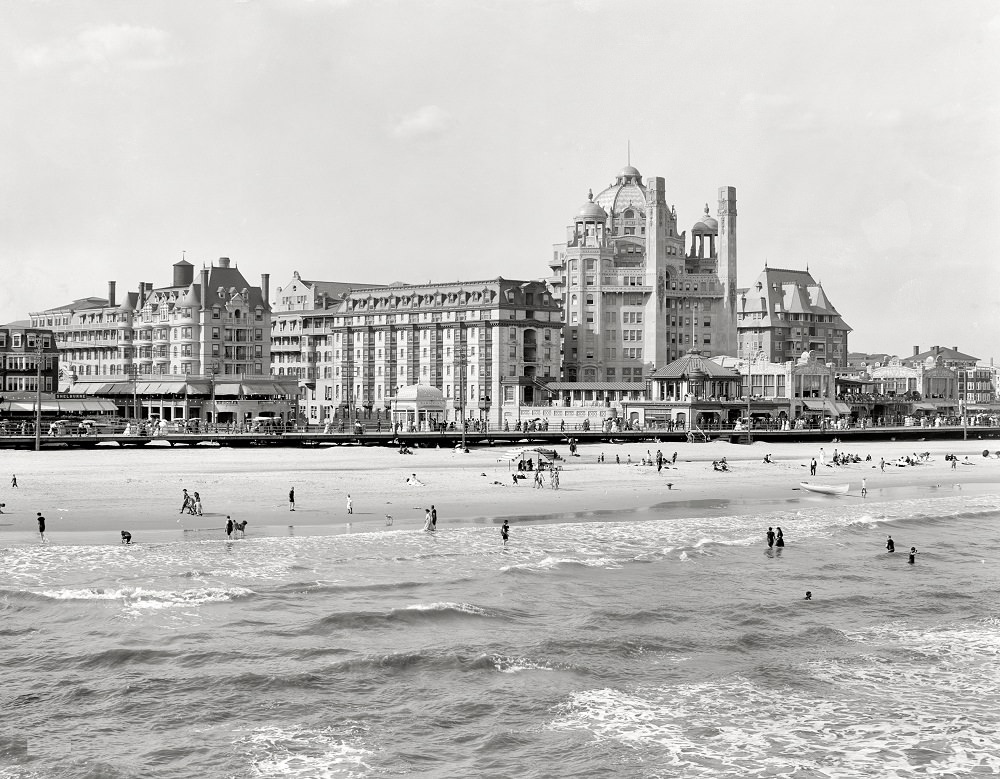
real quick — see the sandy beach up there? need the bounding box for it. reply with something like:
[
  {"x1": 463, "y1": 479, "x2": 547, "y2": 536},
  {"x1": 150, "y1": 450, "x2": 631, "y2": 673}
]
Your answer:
[{"x1": 1, "y1": 437, "x2": 998, "y2": 543}]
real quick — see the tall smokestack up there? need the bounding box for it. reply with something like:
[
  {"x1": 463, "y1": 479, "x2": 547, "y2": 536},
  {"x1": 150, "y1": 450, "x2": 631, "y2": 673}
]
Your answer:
[
  {"x1": 108, "y1": 281, "x2": 116, "y2": 308},
  {"x1": 200, "y1": 268, "x2": 210, "y2": 309},
  {"x1": 260, "y1": 273, "x2": 270, "y2": 308}
]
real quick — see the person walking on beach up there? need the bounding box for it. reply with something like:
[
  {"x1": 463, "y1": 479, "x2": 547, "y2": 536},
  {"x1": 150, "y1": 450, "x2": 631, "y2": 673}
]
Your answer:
[
  {"x1": 121, "y1": 530, "x2": 132, "y2": 545},
  {"x1": 11, "y1": 474, "x2": 17, "y2": 488},
  {"x1": 766, "y1": 527, "x2": 775, "y2": 548},
  {"x1": 289, "y1": 487, "x2": 295, "y2": 511},
  {"x1": 193, "y1": 492, "x2": 203, "y2": 516},
  {"x1": 861, "y1": 478, "x2": 867, "y2": 498},
  {"x1": 226, "y1": 516, "x2": 234, "y2": 539},
  {"x1": 908, "y1": 546, "x2": 917, "y2": 564},
  {"x1": 819, "y1": 448, "x2": 826, "y2": 466},
  {"x1": 346, "y1": 494, "x2": 353, "y2": 515},
  {"x1": 180, "y1": 489, "x2": 190, "y2": 514},
  {"x1": 810, "y1": 458, "x2": 817, "y2": 476},
  {"x1": 501, "y1": 519, "x2": 509, "y2": 546},
  {"x1": 775, "y1": 527, "x2": 784, "y2": 547},
  {"x1": 886, "y1": 535, "x2": 895, "y2": 553},
  {"x1": 430, "y1": 505, "x2": 437, "y2": 530},
  {"x1": 881, "y1": 458, "x2": 886, "y2": 472},
  {"x1": 36, "y1": 512, "x2": 45, "y2": 542}
]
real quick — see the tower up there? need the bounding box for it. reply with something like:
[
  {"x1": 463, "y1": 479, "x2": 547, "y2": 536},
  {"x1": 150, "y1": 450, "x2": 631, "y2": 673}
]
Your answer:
[{"x1": 717, "y1": 186, "x2": 738, "y2": 356}]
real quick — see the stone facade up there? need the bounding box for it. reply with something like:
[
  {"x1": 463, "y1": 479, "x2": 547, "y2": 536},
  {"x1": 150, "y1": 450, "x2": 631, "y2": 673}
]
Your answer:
[{"x1": 548, "y1": 165, "x2": 738, "y2": 384}]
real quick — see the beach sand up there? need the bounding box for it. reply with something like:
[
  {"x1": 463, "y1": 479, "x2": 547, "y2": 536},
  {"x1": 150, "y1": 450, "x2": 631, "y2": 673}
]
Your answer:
[{"x1": 1, "y1": 437, "x2": 997, "y2": 543}]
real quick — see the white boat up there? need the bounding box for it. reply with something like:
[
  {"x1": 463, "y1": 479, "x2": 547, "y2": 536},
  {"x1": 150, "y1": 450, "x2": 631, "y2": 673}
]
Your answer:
[{"x1": 799, "y1": 482, "x2": 850, "y2": 496}]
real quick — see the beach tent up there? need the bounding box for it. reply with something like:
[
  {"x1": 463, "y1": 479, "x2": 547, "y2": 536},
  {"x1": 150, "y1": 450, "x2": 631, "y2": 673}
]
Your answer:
[{"x1": 501, "y1": 447, "x2": 557, "y2": 469}]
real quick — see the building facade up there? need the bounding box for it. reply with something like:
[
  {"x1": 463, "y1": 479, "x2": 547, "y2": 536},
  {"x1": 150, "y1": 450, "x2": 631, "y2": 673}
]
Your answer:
[
  {"x1": 271, "y1": 278, "x2": 562, "y2": 426},
  {"x1": 736, "y1": 267, "x2": 851, "y2": 367},
  {"x1": 0, "y1": 322, "x2": 58, "y2": 394},
  {"x1": 28, "y1": 258, "x2": 293, "y2": 423},
  {"x1": 548, "y1": 164, "x2": 738, "y2": 384}
]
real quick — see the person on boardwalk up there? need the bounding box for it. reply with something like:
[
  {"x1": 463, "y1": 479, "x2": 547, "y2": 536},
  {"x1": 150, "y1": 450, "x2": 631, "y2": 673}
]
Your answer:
[
  {"x1": 121, "y1": 531, "x2": 132, "y2": 545},
  {"x1": 36, "y1": 512, "x2": 45, "y2": 542},
  {"x1": 908, "y1": 546, "x2": 917, "y2": 564},
  {"x1": 775, "y1": 527, "x2": 784, "y2": 547},
  {"x1": 861, "y1": 479, "x2": 867, "y2": 498},
  {"x1": 501, "y1": 519, "x2": 509, "y2": 546},
  {"x1": 346, "y1": 494, "x2": 353, "y2": 515},
  {"x1": 430, "y1": 505, "x2": 437, "y2": 530},
  {"x1": 226, "y1": 516, "x2": 234, "y2": 539},
  {"x1": 886, "y1": 535, "x2": 895, "y2": 553},
  {"x1": 289, "y1": 487, "x2": 295, "y2": 511},
  {"x1": 766, "y1": 527, "x2": 775, "y2": 548},
  {"x1": 11, "y1": 474, "x2": 17, "y2": 488}
]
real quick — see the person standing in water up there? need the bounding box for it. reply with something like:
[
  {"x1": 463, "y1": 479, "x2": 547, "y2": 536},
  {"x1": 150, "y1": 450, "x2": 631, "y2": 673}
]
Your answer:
[
  {"x1": 430, "y1": 505, "x2": 437, "y2": 530},
  {"x1": 36, "y1": 512, "x2": 45, "y2": 542},
  {"x1": 423, "y1": 509, "x2": 433, "y2": 532},
  {"x1": 289, "y1": 487, "x2": 295, "y2": 511},
  {"x1": 501, "y1": 519, "x2": 509, "y2": 546},
  {"x1": 861, "y1": 478, "x2": 867, "y2": 498},
  {"x1": 886, "y1": 535, "x2": 895, "y2": 553},
  {"x1": 908, "y1": 546, "x2": 917, "y2": 564},
  {"x1": 226, "y1": 516, "x2": 234, "y2": 539},
  {"x1": 766, "y1": 527, "x2": 775, "y2": 548},
  {"x1": 346, "y1": 494, "x2": 353, "y2": 515},
  {"x1": 775, "y1": 527, "x2": 784, "y2": 547}
]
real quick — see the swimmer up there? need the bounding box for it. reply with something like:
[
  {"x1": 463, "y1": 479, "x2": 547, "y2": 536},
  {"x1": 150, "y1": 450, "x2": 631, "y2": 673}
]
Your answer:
[
  {"x1": 886, "y1": 535, "x2": 895, "y2": 553},
  {"x1": 804, "y1": 591, "x2": 812, "y2": 600},
  {"x1": 36, "y1": 512, "x2": 45, "y2": 542},
  {"x1": 908, "y1": 546, "x2": 917, "y2": 564},
  {"x1": 121, "y1": 530, "x2": 132, "y2": 545},
  {"x1": 501, "y1": 519, "x2": 509, "y2": 546}
]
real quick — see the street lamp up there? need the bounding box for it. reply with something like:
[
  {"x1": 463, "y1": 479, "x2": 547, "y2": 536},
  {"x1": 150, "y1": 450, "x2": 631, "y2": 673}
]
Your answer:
[
  {"x1": 34, "y1": 339, "x2": 45, "y2": 452},
  {"x1": 746, "y1": 350, "x2": 767, "y2": 444}
]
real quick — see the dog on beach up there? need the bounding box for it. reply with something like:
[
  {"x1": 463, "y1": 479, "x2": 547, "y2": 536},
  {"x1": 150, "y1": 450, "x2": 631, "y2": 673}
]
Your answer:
[
  {"x1": 234, "y1": 520, "x2": 248, "y2": 538},
  {"x1": 121, "y1": 530, "x2": 132, "y2": 544}
]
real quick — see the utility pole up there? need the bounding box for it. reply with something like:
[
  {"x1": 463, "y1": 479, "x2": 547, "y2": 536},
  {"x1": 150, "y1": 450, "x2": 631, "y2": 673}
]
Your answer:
[
  {"x1": 460, "y1": 323, "x2": 467, "y2": 452},
  {"x1": 34, "y1": 339, "x2": 44, "y2": 451}
]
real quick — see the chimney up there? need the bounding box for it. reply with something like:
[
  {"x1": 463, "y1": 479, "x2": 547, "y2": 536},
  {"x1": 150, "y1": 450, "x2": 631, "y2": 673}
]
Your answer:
[
  {"x1": 108, "y1": 281, "x2": 116, "y2": 308},
  {"x1": 953, "y1": 346, "x2": 958, "y2": 352},
  {"x1": 200, "y1": 268, "x2": 210, "y2": 308},
  {"x1": 913, "y1": 346, "x2": 919, "y2": 356},
  {"x1": 260, "y1": 273, "x2": 270, "y2": 308},
  {"x1": 218, "y1": 257, "x2": 231, "y2": 268}
]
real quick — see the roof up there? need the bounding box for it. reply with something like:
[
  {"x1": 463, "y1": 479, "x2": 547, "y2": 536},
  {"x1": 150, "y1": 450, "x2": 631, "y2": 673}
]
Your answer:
[
  {"x1": 738, "y1": 267, "x2": 852, "y2": 332},
  {"x1": 903, "y1": 346, "x2": 979, "y2": 366},
  {"x1": 651, "y1": 351, "x2": 741, "y2": 380},
  {"x1": 593, "y1": 164, "x2": 648, "y2": 217},
  {"x1": 395, "y1": 384, "x2": 445, "y2": 402}
]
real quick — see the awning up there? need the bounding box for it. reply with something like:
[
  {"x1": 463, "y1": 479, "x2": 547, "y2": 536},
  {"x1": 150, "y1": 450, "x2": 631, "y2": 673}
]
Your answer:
[
  {"x1": 214, "y1": 382, "x2": 243, "y2": 396},
  {"x1": 912, "y1": 403, "x2": 937, "y2": 412},
  {"x1": 833, "y1": 402, "x2": 852, "y2": 415}
]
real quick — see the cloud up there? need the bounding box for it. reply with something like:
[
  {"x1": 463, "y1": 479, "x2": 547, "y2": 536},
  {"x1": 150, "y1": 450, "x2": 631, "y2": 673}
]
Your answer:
[
  {"x1": 18, "y1": 24, "x2": 173, "y2": 71},
  {"x1": 390, "y1": 105, "x2": 453, "y2": 140}
]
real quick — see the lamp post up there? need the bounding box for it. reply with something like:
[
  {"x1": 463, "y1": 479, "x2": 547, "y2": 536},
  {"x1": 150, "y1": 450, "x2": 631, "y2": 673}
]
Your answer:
[
  {"x1": 210, "y1": 361, "x2": 219, "y2": 430},
  {"x1": 746, "y1": 350, "x2": 767, "y2": 444},
  {"x1": 34, "y1": 339, "x2": 44, "y2": 452}
]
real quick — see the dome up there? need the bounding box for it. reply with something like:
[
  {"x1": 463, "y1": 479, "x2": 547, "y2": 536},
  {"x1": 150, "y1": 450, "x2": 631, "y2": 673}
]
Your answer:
[
  {"x1": 594, "y1": 164, "x2": 648, "y2": 216},
  {"x1": 692, "y1": 204, "x2": 718, "y2": 234},
  {"x1": 575, "y1": 190, "x2": 607, "y2": 221}
]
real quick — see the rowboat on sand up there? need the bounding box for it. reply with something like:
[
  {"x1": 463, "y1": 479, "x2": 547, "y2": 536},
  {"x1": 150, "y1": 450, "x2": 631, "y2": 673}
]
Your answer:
[{"x1": 799, "y1": 482, "x2": 850, "y2": 496}]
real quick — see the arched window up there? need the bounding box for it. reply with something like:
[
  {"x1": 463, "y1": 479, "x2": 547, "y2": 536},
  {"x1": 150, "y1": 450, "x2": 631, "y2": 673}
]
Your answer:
[{"x1": 624, "y1": 209, "x2": 635, "y2": 219}]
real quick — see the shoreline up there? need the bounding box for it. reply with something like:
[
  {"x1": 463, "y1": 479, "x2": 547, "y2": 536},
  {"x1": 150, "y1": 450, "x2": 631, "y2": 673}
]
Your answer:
[{"x1": 0, "y1": 438, "x2": 997, "y2": 545}]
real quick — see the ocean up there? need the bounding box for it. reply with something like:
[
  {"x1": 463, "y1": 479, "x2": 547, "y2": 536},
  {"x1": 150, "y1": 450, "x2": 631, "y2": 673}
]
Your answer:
[{"x1": 2, "y1": 486, "x2": 999, "y2": 778}]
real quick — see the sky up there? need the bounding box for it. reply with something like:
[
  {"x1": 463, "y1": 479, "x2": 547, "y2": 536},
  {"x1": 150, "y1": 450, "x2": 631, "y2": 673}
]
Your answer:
[{"x1": 2, "y1": 0, "x2": 998, "y2": 361}]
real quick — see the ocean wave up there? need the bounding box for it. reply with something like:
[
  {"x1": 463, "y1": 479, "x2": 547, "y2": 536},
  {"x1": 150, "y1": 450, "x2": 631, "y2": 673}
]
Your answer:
[
  {"x1": 500, "y1": 555, "x2": 623, "y2": 573},
  {"x1": 240, "y1": 724, "x2": 372, "y2": 778},
  {"x1": 35, "y1": 585, "x2": 254, "y2": 610},
  {"x1": 308, "y1": 601, "x2": 497, "y2": 633}
]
